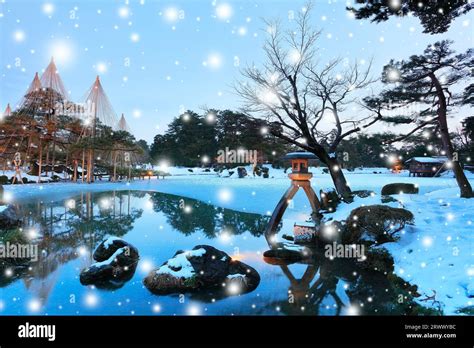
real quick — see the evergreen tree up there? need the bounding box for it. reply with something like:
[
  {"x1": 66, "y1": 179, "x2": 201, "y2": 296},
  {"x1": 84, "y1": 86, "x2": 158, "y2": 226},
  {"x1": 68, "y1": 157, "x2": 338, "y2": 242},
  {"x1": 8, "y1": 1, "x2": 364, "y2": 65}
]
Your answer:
[
  {"x1": 149, "y1": 109, "x2": 293, "y2": 167},
  {"x1": 215, "y1": 110, "x2": 291, "y2": 164},
  {"x1": 338, "y1": 133, "x2": 397, "y2": 168},
  {"x1": 347, "y1": 0, "x2": 472, "y2": 34},
  {"x1": 366, "y1": 41, "x2": 473, "y2": 197},
  {"x1": 150, "y1": 111, "x2": 218, "y2": 166}
]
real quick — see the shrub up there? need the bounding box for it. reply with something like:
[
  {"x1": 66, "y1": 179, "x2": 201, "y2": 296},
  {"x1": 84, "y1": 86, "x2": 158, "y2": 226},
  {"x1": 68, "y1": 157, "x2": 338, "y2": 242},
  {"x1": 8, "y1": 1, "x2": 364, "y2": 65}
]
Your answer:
[
  {"x1": 381, "y1": 183, "x2": 419, "y2": 195},
  {"x1": 344, "y1": 205, "x2": 414, "y2": 244},
  {"x1": 320, "y1": 189, "x2": 340, "y2": 212}
]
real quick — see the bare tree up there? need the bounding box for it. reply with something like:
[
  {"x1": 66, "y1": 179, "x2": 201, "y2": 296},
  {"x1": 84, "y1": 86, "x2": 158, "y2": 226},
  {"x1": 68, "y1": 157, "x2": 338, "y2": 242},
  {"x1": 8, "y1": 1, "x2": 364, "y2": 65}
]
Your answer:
[{"x1": 235, "y1": 3, "x2": 379, "y2": 199}]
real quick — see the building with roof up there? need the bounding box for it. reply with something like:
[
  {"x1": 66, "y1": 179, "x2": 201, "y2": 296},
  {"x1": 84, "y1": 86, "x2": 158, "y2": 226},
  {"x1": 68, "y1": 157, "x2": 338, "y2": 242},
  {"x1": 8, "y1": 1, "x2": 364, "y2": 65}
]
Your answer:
[{"x1": 404, "y1": 156, "x2": 448, "y2": 177}]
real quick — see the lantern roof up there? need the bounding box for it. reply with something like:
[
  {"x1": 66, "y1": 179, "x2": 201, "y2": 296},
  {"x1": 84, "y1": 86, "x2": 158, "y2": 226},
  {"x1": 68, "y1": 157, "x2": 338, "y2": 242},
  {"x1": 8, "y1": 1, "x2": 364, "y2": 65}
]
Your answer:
[{"x1": 283, "y1": 152, "x2": 318, "y2": 160}]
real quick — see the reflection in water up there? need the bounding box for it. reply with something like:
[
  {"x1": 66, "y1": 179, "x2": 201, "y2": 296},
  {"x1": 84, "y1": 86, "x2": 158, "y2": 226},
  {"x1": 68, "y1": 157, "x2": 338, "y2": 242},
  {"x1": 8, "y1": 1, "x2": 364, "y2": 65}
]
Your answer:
[
  {"x1": 0, "y1": 190, "x2": 276, "y2": 312},
  {"x1": 1, "y1": 191, "x2": 143, "y2": 308},
  {"x1": 150, "y1": 192, "x2": 274, "y2": 238},
  {"x1": 0, "y1": 190, "x2": 435, "y2": 315},
  {"x1": 262, "y1": 238, "x2": 440, "y2": 316}
]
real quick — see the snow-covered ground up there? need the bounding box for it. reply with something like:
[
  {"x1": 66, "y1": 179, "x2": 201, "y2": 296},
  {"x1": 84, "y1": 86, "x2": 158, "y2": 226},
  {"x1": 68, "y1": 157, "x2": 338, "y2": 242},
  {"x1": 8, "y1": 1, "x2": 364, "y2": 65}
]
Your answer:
[
  {"x1": 385, "y1": 188, "x2": 474, "y2": 315},
  {"x1": 2, "y1": 166, "x2": 473, "y2": 315},
  {"x1": 0, "y1": 169, "x2": 70, "y2": 183}
]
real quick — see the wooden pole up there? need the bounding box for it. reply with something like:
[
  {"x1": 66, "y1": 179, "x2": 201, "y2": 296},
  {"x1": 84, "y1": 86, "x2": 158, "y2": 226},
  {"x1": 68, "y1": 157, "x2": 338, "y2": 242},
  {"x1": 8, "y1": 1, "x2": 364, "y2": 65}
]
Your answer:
[
  {"x1": 37, "y1": 138, "x2": 43, "y2": 184},
  {"x1": 81, "y1": 150, "x2": 85, "y2": 183},
  {"x1": 65, "y1": 151, "x2": 69, "y2": 180},
  {"x1": 73, "y1": 160, "x2": 77, "y2": 182},
  {"x1": 51, "y1": 132, "x2": 57, "y2": 178},
  {"x1": 89, "y1": 80, "x2": 98, "y2": 184},
  {"x1": 45, "y1": 144, "x2": 50, "y2": 177},
  {"x1": 113, "y1": 152, "x2": 117, "y2": 182}
]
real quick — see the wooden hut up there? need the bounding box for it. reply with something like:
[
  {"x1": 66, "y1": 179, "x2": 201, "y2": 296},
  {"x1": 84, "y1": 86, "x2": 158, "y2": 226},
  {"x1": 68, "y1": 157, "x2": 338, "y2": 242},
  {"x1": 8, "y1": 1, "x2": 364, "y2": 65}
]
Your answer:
[{"x1": 405, "y1": 156, "x2": 448, "y2": 177}]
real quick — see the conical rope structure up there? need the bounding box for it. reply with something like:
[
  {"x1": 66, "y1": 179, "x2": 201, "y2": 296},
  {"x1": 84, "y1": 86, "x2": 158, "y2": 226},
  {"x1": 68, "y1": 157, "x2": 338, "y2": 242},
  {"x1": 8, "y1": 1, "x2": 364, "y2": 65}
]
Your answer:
[{"x1": 117, "y1": 113, "x2": 131, "y2": 132}]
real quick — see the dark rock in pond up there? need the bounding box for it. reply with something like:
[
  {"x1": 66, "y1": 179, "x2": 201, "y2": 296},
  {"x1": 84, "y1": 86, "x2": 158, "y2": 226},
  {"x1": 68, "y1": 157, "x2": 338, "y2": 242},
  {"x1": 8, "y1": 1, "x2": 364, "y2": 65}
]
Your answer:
[
  {"x1": 80, "y1": 238, "x2": 139, "y2": 288},
  {"x1": 225, "y1": 259, "x2": 260, "y2": 293},
  {"x1": 143, "y1": 245, "x2": 260, "y2": 295},
  {"x1": 93, "y1": 237, "x2": 139, "y2": 263},
  {"x1": 187, "y1": 168, "x2": 194, "y2": 172},
  {"x1": 186, "y1": 245, "x2": 230, "y2": 285},
  {"x1": 263, "y1": 248, "x2": 306, "y2": 264},
  {"x1": 343, "y1": 205, "x2": 414, "y2": 245},
  {"x1": 282, "y1": 234, "x2": 294, "y2": 241},
  {"x1": 381, "y1": 183, "x2": 419, "y2": 195},
  {"x1": 0, "y1": 205, "x2": 22, "y2": 229},
  {"x1": 80, "y1": 246, "x2": 138, "y2": 288}
]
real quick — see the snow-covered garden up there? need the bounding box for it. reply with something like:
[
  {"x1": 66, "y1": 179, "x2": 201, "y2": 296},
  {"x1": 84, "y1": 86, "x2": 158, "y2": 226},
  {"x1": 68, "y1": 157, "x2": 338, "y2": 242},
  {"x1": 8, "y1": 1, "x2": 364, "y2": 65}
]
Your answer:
[{"x1": 2, "y1": 166, "x2": 473, "y2": 315}]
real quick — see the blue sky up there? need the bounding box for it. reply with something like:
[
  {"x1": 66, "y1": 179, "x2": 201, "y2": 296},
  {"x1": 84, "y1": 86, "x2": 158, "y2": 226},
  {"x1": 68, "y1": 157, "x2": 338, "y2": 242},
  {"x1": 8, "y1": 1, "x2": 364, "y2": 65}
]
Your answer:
[{"x1": 0, "y1": 0, "x2": 472, "y2": 143}]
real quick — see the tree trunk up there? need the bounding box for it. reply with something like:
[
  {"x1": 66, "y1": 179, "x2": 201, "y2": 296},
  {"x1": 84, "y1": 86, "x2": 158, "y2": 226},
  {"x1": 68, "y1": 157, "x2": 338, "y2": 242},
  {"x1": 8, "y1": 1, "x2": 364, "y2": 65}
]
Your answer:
[
  {"x1": 37, "y1": 139, "x2": 43, "y2": 184},
  {"x1": 81, "y1": 150, "x2": 85, "y2": 183},
  {"x1": 311, "y1": 146, "x2": 353, "y2": 200},
  {"x1": 65, "y1": 152, "x2": 69, "y2": 180},
  {"x1": 113, "y1": 151, "x2": 117, "y2": 182},
  {"x1": 51, "y1": 133, "x2": 56, "y2": 178},
  {"x1": 26, "y1": 133, "x2": 32, "y2": 159},
  {"x1": 73, "y1": 160, "x2": 77, "y2": 182},
  {"x1": 430, "y1": 73, "x2": 473, "y2": 198},
  {"x1": 45, "y1": 145, "x2": 50, "y2": 177},
  {"x1": 87, "y1": 149, "x2": 93, "y2": 183},
  {"x1": 325, "y1": 156, "x2": 353, "y2": 200}
]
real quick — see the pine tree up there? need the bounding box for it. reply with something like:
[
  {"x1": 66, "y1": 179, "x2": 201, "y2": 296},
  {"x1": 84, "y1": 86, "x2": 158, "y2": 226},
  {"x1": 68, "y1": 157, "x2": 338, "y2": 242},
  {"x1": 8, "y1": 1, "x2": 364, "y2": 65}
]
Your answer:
[
  {"x1": 367, "y1": 41, "x2": 473, "y2": 197},
  {"x1": 347, "y1": 0, "x2": 473, "y2": 34}
]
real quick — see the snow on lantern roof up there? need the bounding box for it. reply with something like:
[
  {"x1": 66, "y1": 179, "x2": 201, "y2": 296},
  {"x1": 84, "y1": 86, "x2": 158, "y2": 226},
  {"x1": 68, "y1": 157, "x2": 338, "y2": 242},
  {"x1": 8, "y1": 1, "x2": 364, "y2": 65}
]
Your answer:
[
  {"x1": 283, "y1": 152, "x2": 318, "y2": 160},
  {"x1": 405, "y1": 156, "x2": 448, "y2": 164}
]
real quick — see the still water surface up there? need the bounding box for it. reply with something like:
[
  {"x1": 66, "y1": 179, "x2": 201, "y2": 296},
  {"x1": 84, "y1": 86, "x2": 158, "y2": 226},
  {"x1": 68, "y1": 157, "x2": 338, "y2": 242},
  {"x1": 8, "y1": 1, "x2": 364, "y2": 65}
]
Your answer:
[{"x1": 0, "y1": 190, "x2": 410, "y2": 315}]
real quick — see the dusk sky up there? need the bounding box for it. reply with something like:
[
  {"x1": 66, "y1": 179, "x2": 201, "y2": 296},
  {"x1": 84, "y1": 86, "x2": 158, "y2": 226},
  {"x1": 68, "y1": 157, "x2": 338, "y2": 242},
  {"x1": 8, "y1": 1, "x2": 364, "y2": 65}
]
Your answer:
[{"x1": 1, "y1": 0, "x2": 472, "y2": 142}]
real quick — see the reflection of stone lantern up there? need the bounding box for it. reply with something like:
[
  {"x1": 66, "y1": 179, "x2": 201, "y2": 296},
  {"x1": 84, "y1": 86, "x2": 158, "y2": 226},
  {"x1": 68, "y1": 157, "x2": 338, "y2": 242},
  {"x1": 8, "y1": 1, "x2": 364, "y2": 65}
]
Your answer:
[{"x1": 265, "y1": 152, "x2": 322, "y2": 244}]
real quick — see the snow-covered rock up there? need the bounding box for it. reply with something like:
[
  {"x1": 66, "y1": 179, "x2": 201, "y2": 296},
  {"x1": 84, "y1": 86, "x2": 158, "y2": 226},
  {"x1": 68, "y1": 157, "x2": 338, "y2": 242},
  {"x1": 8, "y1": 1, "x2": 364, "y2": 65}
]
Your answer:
[
  {"x1": 0, "y1": 205, "x2": 22, "y2": 230},
  {"x1": 80, "y1": 238, "x2": 139, "y2": 289},
  {"x1": 143, "y1": 245, "x2": 260, "y2": 295},
  {"x1": 93, "y1": 236, "x2": 139, "y2": 262}
]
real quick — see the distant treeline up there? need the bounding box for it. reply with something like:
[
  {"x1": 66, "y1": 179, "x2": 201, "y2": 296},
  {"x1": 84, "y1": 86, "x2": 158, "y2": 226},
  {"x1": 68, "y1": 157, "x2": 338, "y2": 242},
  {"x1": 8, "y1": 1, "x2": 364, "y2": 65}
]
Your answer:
[{"x1": 146, "y1": 111, "x2": 474, "y2": 169}]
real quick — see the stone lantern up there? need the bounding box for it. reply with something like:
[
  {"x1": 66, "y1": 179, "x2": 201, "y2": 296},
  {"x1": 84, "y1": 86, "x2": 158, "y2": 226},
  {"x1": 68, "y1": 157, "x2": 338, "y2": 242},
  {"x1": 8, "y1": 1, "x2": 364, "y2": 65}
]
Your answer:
[{"x1": 264, "y1": 152, "x2": 322, "y2": 244}]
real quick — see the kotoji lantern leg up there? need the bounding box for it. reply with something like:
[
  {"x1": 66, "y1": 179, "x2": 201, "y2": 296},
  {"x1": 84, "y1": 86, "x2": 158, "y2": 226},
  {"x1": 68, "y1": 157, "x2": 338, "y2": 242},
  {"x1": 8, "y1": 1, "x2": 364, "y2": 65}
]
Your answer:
[
  {"x1": 265, "y1": 184, "x2": 299, "y2": 245},
  {"x1": 301, "y1": 183, "x2": 323, "y2": 220},
  {"x1": 264, "y1": 181, "x2": 323, "y2": 246}
]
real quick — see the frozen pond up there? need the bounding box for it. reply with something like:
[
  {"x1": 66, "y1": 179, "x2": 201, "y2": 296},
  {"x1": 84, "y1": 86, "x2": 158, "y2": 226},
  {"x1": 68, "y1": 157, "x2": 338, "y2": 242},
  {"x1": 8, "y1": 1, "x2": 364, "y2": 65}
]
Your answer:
[{"x1": 0, "y1": 190, "x2": 432, "y2": 315}]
